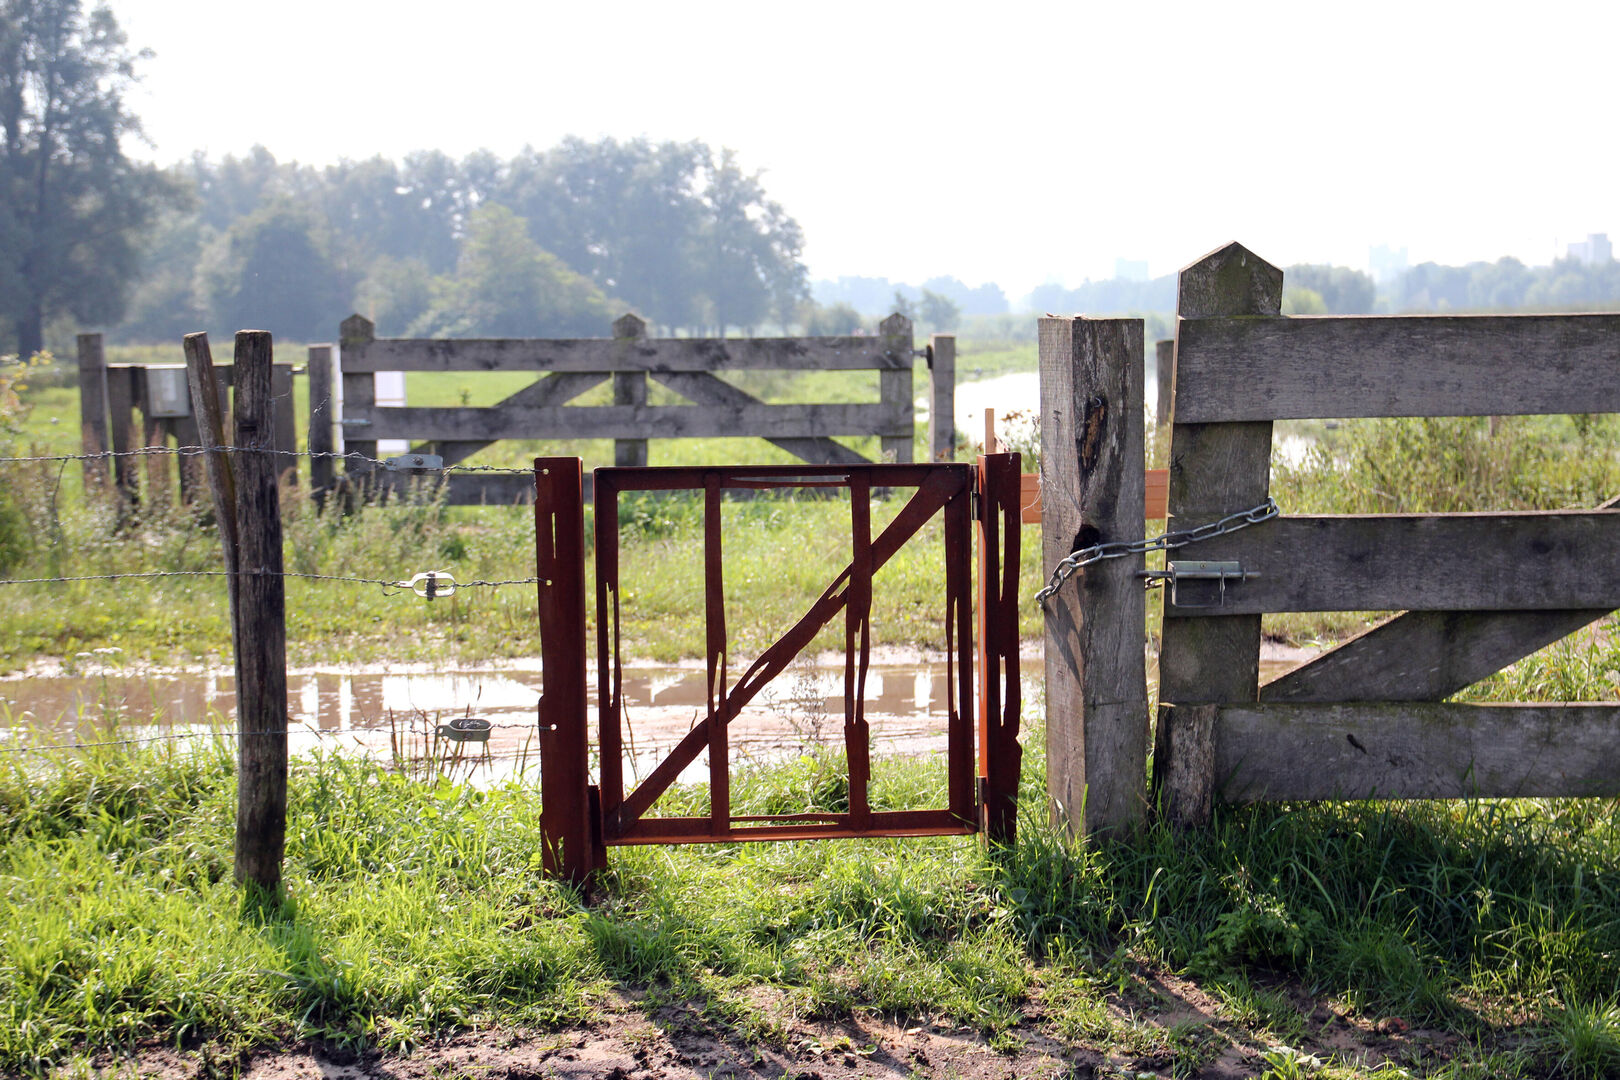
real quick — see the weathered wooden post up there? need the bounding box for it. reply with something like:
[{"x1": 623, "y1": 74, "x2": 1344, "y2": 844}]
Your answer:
[
  {"x1": 307, "y1": 344, "x2": 335, "y2": 506},
  {"x1": 76, "y1": 333, "x2": 110, "y2": 495},
  {"x1": 230, "y1": 330, "x2": 289, "y2": 892},
  {"x1": 928, "y1": 333, "x2": 956, "y2": 461},
  {"x1": 1154, "y1": 339, "x2": 1175, "y2": 428},
  {"x1": 879, "y1": 313, "x2": 914, "y2": 463},
  {"x1": 271, "y1": 362, "x2": 297, "y2": 486},
  {"x1": 104, "y1": 364, "x2": 139, "y2": 505},
  {"x1": 339, "y1": 315, "x2": 377, "y2": 503},
  {"x1": 184, "y1": 330, "x2": 289, "y2": 893},
  {"x1": 136, "y1": 368, "x2": 173, "y2": 509},
  {"x1": 611, "y1": 314, "x2": 648, "y2": 467},
  {"x1": 1039, "y1": 316, "x2": 1148, "y2": 836},
  {"x1": 1153, "y1": 242, "x2": 1282, "y2": 828}
]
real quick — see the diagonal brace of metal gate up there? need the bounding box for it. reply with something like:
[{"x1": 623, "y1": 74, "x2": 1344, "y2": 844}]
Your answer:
[{"x1": 535, "y1": 457, "x2": 1021, "y2": 885}]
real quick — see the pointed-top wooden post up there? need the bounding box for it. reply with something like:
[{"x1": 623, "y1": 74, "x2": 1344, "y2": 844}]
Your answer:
[
  {"x1": 339, "y1": 315, "x2": 376, "y2": 501},
  {"x1": 1174, "y1": 242, "x2": 1284, "y2": 320},
  {"x1": 1154, "y1": 243, "x2": 1282, "y2": 827},
  {"x1": 878, "y1": 312, "x2": 914, "y2": 463},
  {"x1": 611, "y1": 313, "x2": 648, "y2": 467}
]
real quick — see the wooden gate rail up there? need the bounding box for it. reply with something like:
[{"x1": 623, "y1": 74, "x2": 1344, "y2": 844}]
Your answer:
[
  {"x1": 1147, "y1": 242, "x2": 1620, "y2": 828},
  {"x1": 340, "y1": 313, "x2": 955, "y2": 505}
]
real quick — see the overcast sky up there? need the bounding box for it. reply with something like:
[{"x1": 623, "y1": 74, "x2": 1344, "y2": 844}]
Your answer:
[{"x1": 113, "y1": 0, "x2": 1617, "y2": 297}]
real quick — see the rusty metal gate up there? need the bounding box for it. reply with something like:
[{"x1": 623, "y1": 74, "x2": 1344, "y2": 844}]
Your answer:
[{"x1": 534, "y1": 456, "x2": 1021, "y2": 884}]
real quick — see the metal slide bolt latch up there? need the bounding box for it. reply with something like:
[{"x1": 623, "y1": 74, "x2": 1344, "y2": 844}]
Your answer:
[
  {"x1": 402, "y1": 570, "x2": 457, "y2": 599},
  {"x1": 1141, "y1": 560, "x2": 1258, "y2": 609},
  {"x1": 436, "y1": 716, "x2": 491, "y2": 743}
]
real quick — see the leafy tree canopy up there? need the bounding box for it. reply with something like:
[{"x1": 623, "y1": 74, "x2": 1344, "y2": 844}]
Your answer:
[
  {"x1": 411, "y1": 204, "x2": 612, "y2": 338},
  {"x1": 121, "y1": 138, "x2": 809, "y2": 342},
  {"x1": 0, "y1": 0, "x2": 179, "y2": 354}
]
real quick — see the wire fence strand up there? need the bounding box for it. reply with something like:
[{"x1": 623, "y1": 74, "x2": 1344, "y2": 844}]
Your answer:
[
  {"x1": 0, "y1": 718, "x2": 541, "y2": 756},
  {"x1": 0, "y1": 444, "x2": 535, "y2": 475}
]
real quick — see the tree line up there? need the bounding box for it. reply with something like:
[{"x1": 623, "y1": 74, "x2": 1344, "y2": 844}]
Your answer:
[
  {"x1": 122, "y1": 139, "x2": 809, "y2": 343},
  {"x1": 1, "y1": 0, "x2": 810, "y2": 354}
]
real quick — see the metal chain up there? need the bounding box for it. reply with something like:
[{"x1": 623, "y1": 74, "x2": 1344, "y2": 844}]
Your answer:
[{"x1": 1034, "y1": 497, "x2": 1280, "y2": 606}]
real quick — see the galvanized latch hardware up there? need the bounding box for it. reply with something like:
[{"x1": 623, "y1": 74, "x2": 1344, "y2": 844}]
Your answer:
[
  {"x1": 1142, "y1": 560, "x2": 1256, "y2": 609},
  {"x1": 436, "y1": 716, "x2": 491, "y2": 743},
  {"x1": 385, "y1": 453, "x2": 443, "y2": 472}
]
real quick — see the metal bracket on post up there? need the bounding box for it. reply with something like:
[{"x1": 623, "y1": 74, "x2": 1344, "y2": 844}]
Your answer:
[
  {"x1": 385, "y1": 453, "x2": 443, "y2": 472},
  {"x1": 1143, "y1": 560, "x2": 1257, "y2": 609}
]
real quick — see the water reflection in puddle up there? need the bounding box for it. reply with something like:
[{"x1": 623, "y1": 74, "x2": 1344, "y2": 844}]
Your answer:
[
  {"x1": 1, "y1": 649, "x2": 1313, "y2": 789},
  {"x1": 0, "y1": 660, "x2": 1046, "y2": 789}
]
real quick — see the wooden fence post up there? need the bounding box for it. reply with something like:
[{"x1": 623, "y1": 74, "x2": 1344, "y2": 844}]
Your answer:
[
  {"x1": 230, "y1": 331, "x2": 289, "y2": 892},
  {"x1": 1153, "y1": 243, "x2": 1282, "y2": 826},
  {"x1": 135, "y1": 368, "x2": 174, "y2": 510},
  {"x1": 307, "y1": 345, "x2": 335, "y2": 506},
  {"x1": 879, "y1": 313, "x2": 914, "y2": 463},
  {"x1": 612, "y1": 314, "x2": 648, "y2": 467},
  {"x1": 76, "y1": 333, "x2": 110, "y2": 495},
  {"x1": 1154, "y1": 338, "x2": 1174, "y2": 428},
  {"x1": 184, "y1": 334, "x2": 237, "y2": 613},
  {"x1": 1039, "y1": 316, "x2": 1148, "y2": 837},
  {"x1": 928, "y1": 333, "x2": 956, "y2": 461},
  {"x1": 339, "y1": 315, "x2": 377, "y2": 503},
  {"x1": 104, "y1": 364, "x2": 139, "y2": 506},
  {"x1": 271, "y1": 363, "x2": 297, "y2": 486}
]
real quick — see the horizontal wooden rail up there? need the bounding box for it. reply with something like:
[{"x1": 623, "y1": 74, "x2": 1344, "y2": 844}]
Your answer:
[
  {"x1": 345, "y1": 401, "x2": 912, "y2": 442},
  {"x1": 1164, "y1": 510, "x2": 1620, "y2": 614},
  {"x1": 1021, "y1": 468, "x2": 1168, "y2": 524},
  {"x1": 1211, "y1": 702, "x2": 1620, "y2": 801},
  {"x1": 1174, "y1": 313, "x2": 1620, "y2": 421},
  {"x1": 343, "y1": 334, "x2": 907, "y2": 373}
]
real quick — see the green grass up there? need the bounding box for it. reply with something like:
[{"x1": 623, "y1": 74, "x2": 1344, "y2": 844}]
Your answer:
[
  {"x1": 0, "y1": 350, "x2": 1047, "y2": 670},
  {"x1": 5, "y1": 348, "x2": 1620, "y2": 1075},
  {"x1": 4, "y1": 731, "x2": 1620, "y2": 1074}
]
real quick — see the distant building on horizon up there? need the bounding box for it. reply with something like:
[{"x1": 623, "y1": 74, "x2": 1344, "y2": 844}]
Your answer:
[
  {"x1": 1368, "y1": 243, "x2": 1408, "y2": 285},
  {"x1": 1566, "y1": 233, "x2": 1613, "y2": 265},
  {"x1": 1113, "y1": 257, "x2": 1149, "y2": 282}
]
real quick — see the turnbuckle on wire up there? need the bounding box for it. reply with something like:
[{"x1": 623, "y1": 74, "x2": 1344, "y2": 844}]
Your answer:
[
  {"x1": 1034, "y1": 496, "x2": 1279, "y2": 606},
  {"x1": 401, "y1": 570, "x2": 456, "y2": 599}
]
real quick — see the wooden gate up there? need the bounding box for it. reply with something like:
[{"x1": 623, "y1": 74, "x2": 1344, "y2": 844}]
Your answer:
[
  {"x1": 534, "y1": 456, "x2": 1023, "y2": 884},
  {"x1": 1150, "y1": 243, "x2": 1620, "y2": 825}
]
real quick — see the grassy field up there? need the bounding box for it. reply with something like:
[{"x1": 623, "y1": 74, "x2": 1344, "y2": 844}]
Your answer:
[
  {"x1": 0, "y1": 345, "x2": 1051, "y2": 672},
  {"x1": 3, "y1": 348, "x2": 1620, "y2": 1076}
]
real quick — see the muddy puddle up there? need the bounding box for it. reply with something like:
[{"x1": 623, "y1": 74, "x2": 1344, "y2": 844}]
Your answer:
[
  {"x1": 0, "y1": 656, "x2": 1048, "y2": 788},
  {"x1": 0, "y1": 648, "x2": 1312, "y2": 788}
]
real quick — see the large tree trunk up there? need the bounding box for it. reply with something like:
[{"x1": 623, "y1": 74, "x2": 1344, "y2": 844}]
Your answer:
[{"x1": 16, "y1": 302, "x2": 43, "y2": 358}]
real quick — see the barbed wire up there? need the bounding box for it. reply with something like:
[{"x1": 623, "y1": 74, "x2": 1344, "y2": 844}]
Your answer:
[
  {"x1": 0, "y1": 567, "x2": 540, "y2": 591},
  {"x1": 0, "y1": 718, "x2": 542, "y2": 755},
  {"x1": 0, "y1": 444, "x2": 534, "y2": 475}
]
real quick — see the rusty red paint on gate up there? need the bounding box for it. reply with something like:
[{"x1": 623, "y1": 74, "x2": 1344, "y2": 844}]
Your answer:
[{"x1": 535, "y1": 457, "x2": 1021, "y2": 885}]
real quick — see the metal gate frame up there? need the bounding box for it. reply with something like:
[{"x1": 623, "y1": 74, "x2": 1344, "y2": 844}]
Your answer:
[{"x1": 536, "y1": 456, "x2": 1021, "y2": 885}]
